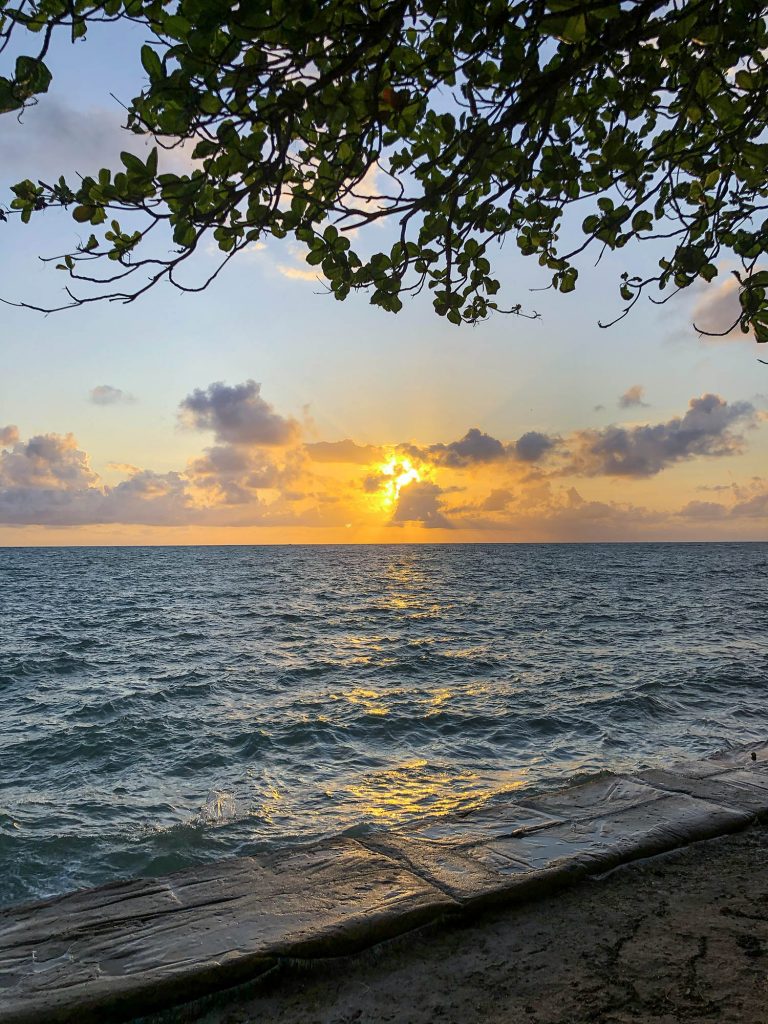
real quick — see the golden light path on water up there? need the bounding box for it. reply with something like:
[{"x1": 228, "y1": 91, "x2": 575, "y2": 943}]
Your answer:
[{"x1": 340, "y1": 760, "x2": 529, "y2": 824}]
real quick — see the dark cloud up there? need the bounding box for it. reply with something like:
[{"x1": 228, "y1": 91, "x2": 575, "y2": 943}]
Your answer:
[
  {"x1": 618, "y1": 385, "x2": 648, "y2": 409},
  {"x1": 410, "y1": 428, "x2": 505, "y2": 468},
  {"x1": 679, "y1": 480, "x2": 768, "y2": 520},
  {"x1": 0, "y1": 432, "x2": 199, "y2": 526},
  {"x1": 391, "y1": 480, "x2": 451, "y2": 528},
  {"x1": 306, "y1": 439, "x2": 384, "y2": 464},
  {"x1": 0, "y1": 426, "x2": 19, "y2": 447},
  {"x1": 89, "y1": 385, "x2": 133, "y2": 406},
  {"x1": 568, "y1": 394, "x2": 755, "y2": 477},
  {"x1": 404, "y1": 427, "x2": 558, "y2": 468},
  {"x1": 513, "y1": 431, "x2": 558, "y2": 462},
  {"x1": 179, "y1": 380, "x2": 298, "y2": 446}
]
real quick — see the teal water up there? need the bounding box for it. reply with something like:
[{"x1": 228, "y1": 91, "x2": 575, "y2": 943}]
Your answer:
[{"x1": 1, "y1": 543, "x2": 766, "y2": 907}]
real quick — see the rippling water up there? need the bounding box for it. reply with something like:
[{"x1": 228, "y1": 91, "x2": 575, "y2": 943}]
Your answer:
[{"x1": 1, "y1": 543, "x2": 766, "y2": 907}]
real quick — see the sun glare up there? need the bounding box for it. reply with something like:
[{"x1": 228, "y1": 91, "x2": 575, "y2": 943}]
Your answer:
[{"x1": 377, "y1": 456, "x2": 421, "y2": 506}]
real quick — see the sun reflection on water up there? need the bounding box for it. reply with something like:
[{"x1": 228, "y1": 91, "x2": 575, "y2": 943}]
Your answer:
[
  {"x1": 334, "y1": 760, "x2": 529, "y2": 825},
  {"x1": 330, "y1": 686, "x2": 390, "y2": 716}
]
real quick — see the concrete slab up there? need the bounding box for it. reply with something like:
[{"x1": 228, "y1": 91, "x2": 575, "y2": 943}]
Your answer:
[
  {"x1": 518, "y1": 776, "x2": 665, "y2": 820},
  {"x1": 653, "y1": 758, "x2": 736, "y2": 781},
  {"x1": 709, "y1": 742, "x2": 768, "y2": 768},
  {"x1": 396, "y1": 803, "x2": 563, "y2": 845},
  {"x1": 358, "y1": 801, "x2": 567, "y2": 904},
  {"x1": 0, "y1": 839, "x2": 454, "y2": 1024},
  {"x1": 640, "y1": 768, "x2": 768, "y2": 818},
  {"x1": 462, "y1": 792, "x2": 751, "y2": 879},
  {"x1": 361, "y1": 833, "x2": 511, "y2": 904},
  {"x1": 717, "y1": 766, "x2": 768, "y2": 791}
]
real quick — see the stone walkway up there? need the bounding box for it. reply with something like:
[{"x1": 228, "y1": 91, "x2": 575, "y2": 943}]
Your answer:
[{"x1": 2, "y1": 743, "x2": 766, "y2": 1024}]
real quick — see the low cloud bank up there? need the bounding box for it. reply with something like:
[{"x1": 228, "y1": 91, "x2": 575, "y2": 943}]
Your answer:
[{"x1": 0, "y1": 386, "x2": 762, "y2": 536}]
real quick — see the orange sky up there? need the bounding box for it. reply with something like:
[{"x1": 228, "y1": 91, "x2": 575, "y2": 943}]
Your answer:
[{"x1": 1, "y1": 382, "x2": 766, "y2": 545}]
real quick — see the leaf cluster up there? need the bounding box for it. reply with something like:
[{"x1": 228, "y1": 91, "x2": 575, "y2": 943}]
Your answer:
[{"x1": 1, "y1": 0, "x2": 768, "y2": 337}]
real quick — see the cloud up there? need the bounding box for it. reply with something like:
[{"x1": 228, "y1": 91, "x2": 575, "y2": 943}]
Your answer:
[
  {"x1": 513, "y1": 431, "x2": 558, "y2": 462},
  {"x1": 179, "y1": 380, "x2": 299, "y2": 447},
  {"x1": 0, "y1": 432, "x2": 104, "y2": 524},
  {"x1": 102, "y1": 470, "x2": 193, "y2": 524},
  {"x1": 405, "y1": 427, "x2": 558, "y2": 468},
  {"x1": 678, "y1": 500, "x2": 729, "y2": 520},
  {"x1": 1, "y1": 383, "x2": 764, "y2": 537},
  {"x1": 444, "y1": 479, "x2": 665, "y2": 540},
  {"x1": 0, "y1": 430, "x2": 306, "y2": 527},
  {"x1": 0, "y1": 433, "x2": 98, "y2": 490},
  {"x1": 276, "y1": 264, "x2": 321, "y2": 282},
  {"x1": 679, "y1": 477, "x2": 768, "y2": 520},
  {"x1": 406, "y1": 428, "x2": 505, "y2": 468},
  {"x1": 187, "y1": 445, "x2": 288, "y2": 505},
  {"x1": 480, "y1": 488, "x2": 515, "y2": 511},
  {"x1": 0, "y1": 96, "x2": 195, "y2": 189},
  {"x1": 618, "y1": 385, "x2": 648, "y2": 409},
  {"x1": 729, "y1": 489, "x2": 768, "y2": 520},
  {"x1": 306, "y1": 439, "x2": 384, "y2": 464},
  {"x1": 691, "y1": 275, "x2": 749, "y2": 339},
  {"x1": 567, "y1": 394, "x2": 756, "y2": 477},
  {"x1": 363, "y1": 471, "x2": 387, "y2": 493},
  {"x1": 392, "y1": 480, "x2": 451, "y2": 528},
  {"x1": 89, "y1": 385, "x2": 133, "y2": 406}
]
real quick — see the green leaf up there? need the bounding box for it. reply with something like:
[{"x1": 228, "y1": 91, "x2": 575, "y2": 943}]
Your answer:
[
  {"x1": 559, "y1": 14, "x2": 587, "y2": 43},
  {"x1": 72, "y1": 206, "x2": 93, "y2": 223},
  {"x1": 14, "y1": 56, "x2": 52, "y2": 96},
  {"x1": 141, "y1": 45, "x2": 163, "y2": 80},
  {"x1": 0, "y1": 77, "x2": 22, "y2": 114}
]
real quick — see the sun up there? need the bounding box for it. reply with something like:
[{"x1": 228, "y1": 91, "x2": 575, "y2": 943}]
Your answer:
[{"x1": 377, "y1": 456, "x2": 421, "y2": 506}]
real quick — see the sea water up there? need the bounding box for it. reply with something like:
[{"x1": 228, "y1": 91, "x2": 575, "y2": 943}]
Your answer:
[{"x1": 1, "y1": 543, "x2": 766, "y2": 907}]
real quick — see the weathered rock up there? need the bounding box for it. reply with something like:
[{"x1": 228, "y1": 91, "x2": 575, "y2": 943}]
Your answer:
[{"x1": 0, "y1": 839, "x2": 454, "y2": 1024}]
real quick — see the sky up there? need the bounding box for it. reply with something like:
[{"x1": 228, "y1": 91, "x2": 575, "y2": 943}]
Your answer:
[{"x1": 0, "y1": 23, "x2": 766, "y2": 546}]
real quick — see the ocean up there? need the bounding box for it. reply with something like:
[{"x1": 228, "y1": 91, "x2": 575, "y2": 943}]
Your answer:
[{"x1": 1, "y1": 543, "x2": 766, "y2": 908}]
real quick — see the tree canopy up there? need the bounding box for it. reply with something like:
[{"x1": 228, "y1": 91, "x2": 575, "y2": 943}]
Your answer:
[{"x1": 1, "y1": 0, "x2": 768, "y2": 336}]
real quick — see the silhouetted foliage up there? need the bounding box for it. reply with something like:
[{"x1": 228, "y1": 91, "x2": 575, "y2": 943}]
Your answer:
[{"x1": 1, "y1": 0, "x2": 767, "y2": 335}]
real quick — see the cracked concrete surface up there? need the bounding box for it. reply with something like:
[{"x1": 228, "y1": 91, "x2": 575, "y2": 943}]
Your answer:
[{"x1": 190, "y1": 826, "x2": 768, "y2": 1024}]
